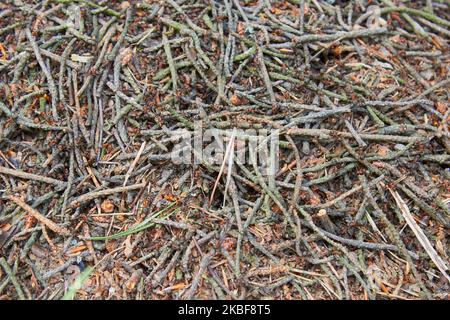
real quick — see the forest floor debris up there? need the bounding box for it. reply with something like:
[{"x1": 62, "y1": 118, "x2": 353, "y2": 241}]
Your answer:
[{"x1": 0, "y1": 0, "x2": 449, "y2": 300}]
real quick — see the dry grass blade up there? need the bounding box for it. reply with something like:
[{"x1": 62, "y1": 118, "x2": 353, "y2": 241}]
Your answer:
[
  {"x1": 123, "y1": 141, "x2": 146, "y2": 187},
  {"x1": 209, "y1": 130, "x2": 236, "y2": 206},
  {"x1": 223, "y1": 129, "x2": 236, "y2": 207},
  {"x1": 389, "y1": 189, "x2": 450, "y2": 282}
]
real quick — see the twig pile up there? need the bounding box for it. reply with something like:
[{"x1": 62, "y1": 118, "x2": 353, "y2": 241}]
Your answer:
[{"x1": 0, "y1": 0, "x2": 449, "y2": 300}]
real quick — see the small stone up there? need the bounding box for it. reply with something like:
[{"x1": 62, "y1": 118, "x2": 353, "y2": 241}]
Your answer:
[
  {"x1": 119, "y1": 1, "x2": 131, "y2": 10},
  {"x1": 230, "y1": 95, "x2": 241, "y2": 105},
  {"x1": 101, "y1": 199, "x2": 114, "y2": 213}
]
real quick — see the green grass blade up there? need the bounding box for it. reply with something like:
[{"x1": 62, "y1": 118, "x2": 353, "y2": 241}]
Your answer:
[{"x1": 61, "y1": 266, "x2": 94, "y2": 300}]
